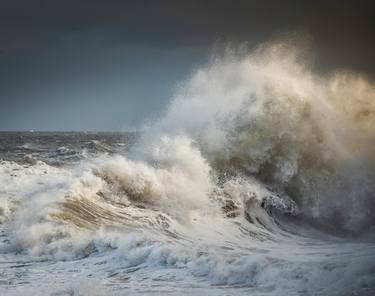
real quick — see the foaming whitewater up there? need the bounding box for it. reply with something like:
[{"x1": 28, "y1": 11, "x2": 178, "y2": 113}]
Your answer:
[{"x1": 1, "y1": 43, "x2": 375, "y2": 296}]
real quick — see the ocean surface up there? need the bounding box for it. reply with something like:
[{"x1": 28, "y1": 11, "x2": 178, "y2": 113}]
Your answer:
[{"x1": 1, "y1": 43, "x2": 375, "y2": 295}]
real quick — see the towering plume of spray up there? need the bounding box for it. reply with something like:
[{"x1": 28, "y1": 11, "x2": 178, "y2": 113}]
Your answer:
[
  {"x1": 141, "y1": 40, "x2": 375, "y2": 234},
  {"x1": 2, "y1": 41, "x2": 375, "y2": 295},
  {"x1": 2, "y1": 41, "x2": 375, "y2": 262}
]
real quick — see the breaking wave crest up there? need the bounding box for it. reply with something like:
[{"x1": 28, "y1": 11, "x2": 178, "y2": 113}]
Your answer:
[
  {"x1": 147, "y1": 41, "x2": 375, "y2": 233},
  {"x1": 1, "y1": 41, "x2": 375, "y2": 295}
]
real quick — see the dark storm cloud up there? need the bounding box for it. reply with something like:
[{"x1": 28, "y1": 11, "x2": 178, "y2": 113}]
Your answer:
[
  {"x1": 0, "y1": 0, "x2": 374, "y2": 131},
  {"x1": 1, "y1": 0, "x2": 374, "y2": 63}
]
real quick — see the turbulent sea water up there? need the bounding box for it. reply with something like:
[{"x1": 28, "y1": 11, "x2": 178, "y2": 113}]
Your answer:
[{"x1": 1, "y1": 43, "x2": 375, "y2": 295}]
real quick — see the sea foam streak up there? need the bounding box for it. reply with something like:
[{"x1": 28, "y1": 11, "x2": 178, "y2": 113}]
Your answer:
[{"x1": 0, "y1": 42, "x2": 375, "y2": 295}]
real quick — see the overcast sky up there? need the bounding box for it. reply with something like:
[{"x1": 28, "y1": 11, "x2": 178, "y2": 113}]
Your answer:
[{"x1": 1, "y1": 0, "x2": 374, "y2": 131}]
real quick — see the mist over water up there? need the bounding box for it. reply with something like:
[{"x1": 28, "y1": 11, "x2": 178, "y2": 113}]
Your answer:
[{"x1": 1, "y1": 42, "x2": 375, "y2": 295}]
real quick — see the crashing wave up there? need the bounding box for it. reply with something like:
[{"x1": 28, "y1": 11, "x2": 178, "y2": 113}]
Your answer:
[{"x1": 1, "y1": 41, "x2": 375, "y2": 296}]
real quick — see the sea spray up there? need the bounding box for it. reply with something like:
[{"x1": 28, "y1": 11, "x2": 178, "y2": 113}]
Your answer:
[{"x1": 1, "y1": 41, "x2": 375, "y2": 296}]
